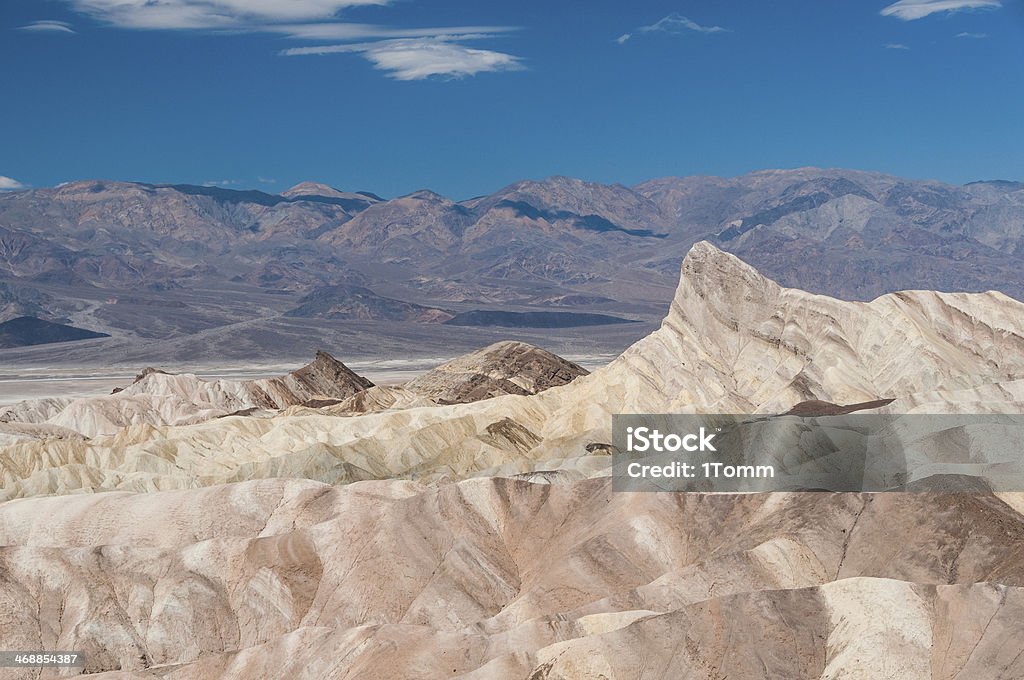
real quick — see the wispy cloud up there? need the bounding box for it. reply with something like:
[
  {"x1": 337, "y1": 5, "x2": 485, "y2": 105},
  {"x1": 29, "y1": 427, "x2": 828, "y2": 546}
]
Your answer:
[
  {"x1": 885, "y1": 42, "x2": 912, "y2": 49},
  {"x1": 275, "y1": 23, "x2": 514, "y2": 41},
  {"x1": 203, "y1": 179, "x2": 241, "y2": 187},
  {"x1": 617, "y1": 13, "x2": 729, "y2": 44},
  {"x1": 58, "y1": 0, "x2": 523, "y2": 81},
  {"x1": 0, "y1": 176, "x2": 27, "y2": 192},
  {"x1": 880, "y1": 0, "x2": 1002, "y2": 21},
  {"x1": 18, "y1": 20, "x2": 76, "y2": 34},
  {"x1": 64, "y1": 0, "x2": 389, "y2": 30},
  {"x1": 284, "y1": 37, "x2": 524, "y2": 80},
  {"x1": 956, "y1": 31, "x2": 990, "y2": 37},
  {"x1": 258, "y1": 176, "x2": 277, "y2": 185}
]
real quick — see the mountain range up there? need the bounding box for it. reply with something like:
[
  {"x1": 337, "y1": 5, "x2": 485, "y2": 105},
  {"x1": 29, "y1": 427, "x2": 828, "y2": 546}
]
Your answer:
[{"x1": 1, "y1": 168, "x2": 1023, "y2": 362}]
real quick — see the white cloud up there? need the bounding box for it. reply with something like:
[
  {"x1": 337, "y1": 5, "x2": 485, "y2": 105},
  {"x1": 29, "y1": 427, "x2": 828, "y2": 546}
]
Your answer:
[
  {"x1": 258, "y1": 176, "x2": 277, "y2": 184},
  {"x1": 61, "y1": 0, "x2": 513, "y2": 41},
  {"x1": 59, "y1": 0, "x2": 523, "y2": 81},
  {"x1": 885, "y1": 42, "x2": 912, "y2": 49},
  {"x1": 617, "y1": 13, "x2": 729, "y2": 43},
  {"x1": 0, "y1": 176, "x2": 28, "y2": 192},
  {"x1": 285, "y1": 37, "x2": 524, "y2": 80},
  {"x1": 956, "y1": 31, "x2": 990, "y2": 37},
  {"x1": 364, "y1": 41, "x2": 523, "y2": 80},
  {"x1": 276, "y1": 23, "x2": 514, "y2": 41},
  {"x1": 65, "y1": 0, "x2": 389, "y2": 30},
  {"x1": 880, "y1": 0, "x2": 1002, "y2": 21},
  {"x1": 19, "y1": 20, "x2": 76, "y2": 34},
  {"x1": 283, "y1": 32, "x2": 502, "y2": 55},
  {"x1": 203, "y1": 179, "x2": 241, "y2": 187}
]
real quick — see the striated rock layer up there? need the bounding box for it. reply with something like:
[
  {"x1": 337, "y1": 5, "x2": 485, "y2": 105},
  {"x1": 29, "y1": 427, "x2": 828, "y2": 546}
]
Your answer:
[
  {"x1": 404, "y1": 340, "x2": 589, "y2": 404},
  {"x1": 0, "y1": 477, "x2": 1022, "y2": 678},
  {"x1": 0, "y1": 350, "x2": 373, "y2": 439},
  {"x1": 1, "y1": 242, "x2": 1024, "y2": 678}
]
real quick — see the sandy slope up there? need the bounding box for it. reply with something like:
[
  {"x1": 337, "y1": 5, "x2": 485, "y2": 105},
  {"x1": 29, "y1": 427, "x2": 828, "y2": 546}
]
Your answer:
[{"x1": 1, "y1": 477, "x2": 1022, "y2": 678}]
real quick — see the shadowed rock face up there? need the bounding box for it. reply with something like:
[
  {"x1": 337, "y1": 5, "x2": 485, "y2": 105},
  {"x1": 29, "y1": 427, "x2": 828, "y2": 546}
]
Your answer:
[
  {"x1": 405, "y1": 340, "x2": 589, "y2": 404},
  {"x1": 781, "y1": 398, "x2": 896, "y2": 416},
  {"x1": 284, "y1": 284, "x2": 454, "y2": 322},
  {"x1": 0, "y1": 316, "x2": 109, "y2": 348},
  {"x1": 2, "y1": 243, "x2": 1024, "y2": 677},
  {"x1": 279, "y1": 350, "x2": 374, "y2": 403}
]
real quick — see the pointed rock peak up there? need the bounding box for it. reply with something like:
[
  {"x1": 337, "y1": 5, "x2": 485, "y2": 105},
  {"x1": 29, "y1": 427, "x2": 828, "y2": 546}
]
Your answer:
[
  {"x1": 400, "y1": 189, "x2": 448, "y2": 202},
  {"x1": 682, "y1": 240, "x2": 745, "y2": 267},
  {"x1": 131, "y1": 367, "x2": 170, "y2": 384},
  {"x1": 282, "y1": 182, "x2": 374, "y2": 201},
  {"x1": 312, "y1": 349, "x2": 339, "y2": 363},
  {"x1": 679, "y1": 241, "x2": 775, "y2": 292},
  {"x1": 542, "y1": 175, "x2": 592, "y2": 188},
  {"x1": 406, "y1": 341, "x2": 588, "y2": 404},
  {"x1": 289, "y1": 350, "x2": 374, "y2": 396},
  {"x1": 284, "y1": 181, "x2": 337, "y2": 194},
  {"x1": 670, "y1": 241, "x2": 782, "y2": 318},
  {"x1": 305, "y1": 349, "x2": 359, "y2": 375}
]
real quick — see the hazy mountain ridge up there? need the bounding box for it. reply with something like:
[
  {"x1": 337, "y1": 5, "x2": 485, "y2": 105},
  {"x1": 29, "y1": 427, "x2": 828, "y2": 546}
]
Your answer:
[{"x1": 1, "y1": 168, "x2": 1022, "y2": 358}]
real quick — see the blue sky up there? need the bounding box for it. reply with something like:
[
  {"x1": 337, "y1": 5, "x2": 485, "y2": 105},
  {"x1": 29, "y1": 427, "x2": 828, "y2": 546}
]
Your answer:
[{"x1": 2, "y1": 0, "x2": 1022, "y2": 198}]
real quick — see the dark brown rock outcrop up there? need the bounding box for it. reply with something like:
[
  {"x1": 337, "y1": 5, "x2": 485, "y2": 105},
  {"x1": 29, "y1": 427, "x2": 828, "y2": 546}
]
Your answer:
[{"x1": 405, "y1": 341, "x2": 588, "y2": 404}]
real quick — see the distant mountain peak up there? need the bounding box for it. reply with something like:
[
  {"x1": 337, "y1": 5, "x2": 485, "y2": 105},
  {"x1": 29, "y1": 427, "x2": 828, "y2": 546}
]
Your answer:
[
  {"x1": 400, "y1": 189, "x2": 449, "y2": 202},
  {"x1": 49, "y1": 179, "x2": 145, "y2": 197},
  {"x1": 282, "y1": 182, "x2": 380, "y2": 202}
]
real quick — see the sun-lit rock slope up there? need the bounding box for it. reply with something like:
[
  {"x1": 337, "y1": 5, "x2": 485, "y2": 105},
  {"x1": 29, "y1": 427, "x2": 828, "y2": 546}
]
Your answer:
[{"x1": 0, "y1": 477, "x2": 1022, "y2": 678}]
